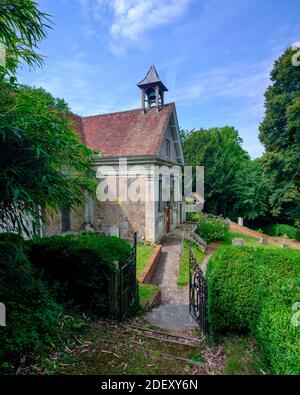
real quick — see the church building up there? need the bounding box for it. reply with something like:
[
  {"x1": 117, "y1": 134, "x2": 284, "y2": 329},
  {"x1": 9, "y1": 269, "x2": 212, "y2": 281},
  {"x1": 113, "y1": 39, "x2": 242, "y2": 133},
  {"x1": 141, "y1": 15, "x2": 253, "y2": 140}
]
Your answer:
[{"x1": 44, "y1": 66, "x2": 185, "y2": 242}]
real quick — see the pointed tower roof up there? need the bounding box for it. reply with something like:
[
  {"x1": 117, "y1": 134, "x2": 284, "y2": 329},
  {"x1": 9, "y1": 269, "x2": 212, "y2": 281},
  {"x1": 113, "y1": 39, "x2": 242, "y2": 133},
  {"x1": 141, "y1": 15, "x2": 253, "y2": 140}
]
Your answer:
[{"x1": 137, "y1": 65, "x2": 168, "y2": 92}]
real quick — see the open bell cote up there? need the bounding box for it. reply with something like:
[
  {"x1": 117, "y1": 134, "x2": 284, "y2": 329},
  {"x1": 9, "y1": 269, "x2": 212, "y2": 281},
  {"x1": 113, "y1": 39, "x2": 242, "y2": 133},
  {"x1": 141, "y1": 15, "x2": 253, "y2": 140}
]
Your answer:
[{"x1": 137, "y1": 65, "x2": 168, "y2": 113}]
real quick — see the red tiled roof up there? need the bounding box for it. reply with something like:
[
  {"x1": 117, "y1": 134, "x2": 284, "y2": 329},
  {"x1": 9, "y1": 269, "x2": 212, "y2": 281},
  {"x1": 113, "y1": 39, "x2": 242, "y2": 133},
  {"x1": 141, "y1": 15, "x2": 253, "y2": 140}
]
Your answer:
[{"x1": 81, "y1": 103, "x2": 174, "y2": 158}]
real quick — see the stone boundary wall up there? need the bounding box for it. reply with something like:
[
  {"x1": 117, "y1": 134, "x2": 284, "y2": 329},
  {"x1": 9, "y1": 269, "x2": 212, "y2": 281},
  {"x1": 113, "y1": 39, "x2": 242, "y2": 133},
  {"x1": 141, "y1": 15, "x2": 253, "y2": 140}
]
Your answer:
[
  {"x1": 143, "y1": 288, "x2": 162, "y2": 311},
  {"x1": 139, "y1": 245, "x2": 162, "y2": 284}
]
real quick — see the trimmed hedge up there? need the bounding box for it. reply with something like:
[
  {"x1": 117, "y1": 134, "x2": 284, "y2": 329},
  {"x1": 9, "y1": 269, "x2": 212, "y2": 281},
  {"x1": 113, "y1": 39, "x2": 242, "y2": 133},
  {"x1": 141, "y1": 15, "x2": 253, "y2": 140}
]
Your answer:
[
  {"x1": 0, "y1": 240, "x2": 61, "y2": 372},
  {"x1": 207, "y1": 246, "x2": 300, "y2": 374},
  {"x1": 26, "y1": 233, "x2": 131, "y2": 313},
  {"x1": 265, "y1": 224, "x2": 300, "y2": 241},
  {"x1": 196, "y1": 213, "x2": 230, "y2": 243}
]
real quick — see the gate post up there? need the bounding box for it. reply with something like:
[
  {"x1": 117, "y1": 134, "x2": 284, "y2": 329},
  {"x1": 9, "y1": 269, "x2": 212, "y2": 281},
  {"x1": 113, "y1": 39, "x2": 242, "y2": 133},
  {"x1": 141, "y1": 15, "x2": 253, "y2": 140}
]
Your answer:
[{"x1": 108, "y1": 260, "x2": 120, "y2": 320}]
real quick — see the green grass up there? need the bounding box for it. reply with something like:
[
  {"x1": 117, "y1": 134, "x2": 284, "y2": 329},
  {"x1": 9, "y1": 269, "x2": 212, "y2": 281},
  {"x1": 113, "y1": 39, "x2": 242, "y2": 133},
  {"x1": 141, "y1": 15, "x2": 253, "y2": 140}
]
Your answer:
[
  {"x1": 139, "y1": 284, "x2": 160, "y2": 309},
  {"x1": 177, "y1": 240, "x2": 204, "y2": 286},
  {"x1": 222, "y1": 231, "x2": 278, "y2": 249},
  {"x1": 136, "y1": 243, "x2": 156, "y2": 280},
  {"x1": 222, "y1": 337, "x2": 266, "y2": 375}
]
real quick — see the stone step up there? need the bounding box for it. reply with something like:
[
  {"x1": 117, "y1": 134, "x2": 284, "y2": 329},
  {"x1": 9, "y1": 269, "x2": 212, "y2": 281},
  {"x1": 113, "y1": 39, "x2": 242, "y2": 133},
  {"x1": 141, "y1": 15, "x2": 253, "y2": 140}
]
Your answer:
[{"x1": 144, "y1": 304, "x2": 198, "y2": 332}]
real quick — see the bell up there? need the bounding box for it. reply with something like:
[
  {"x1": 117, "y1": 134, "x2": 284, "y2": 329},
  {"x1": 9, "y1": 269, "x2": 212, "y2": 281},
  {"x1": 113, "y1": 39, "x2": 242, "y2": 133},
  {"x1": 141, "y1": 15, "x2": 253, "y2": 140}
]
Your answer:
[{"x1": 146, "y1": 88, "x2": 156, "y2": 102}]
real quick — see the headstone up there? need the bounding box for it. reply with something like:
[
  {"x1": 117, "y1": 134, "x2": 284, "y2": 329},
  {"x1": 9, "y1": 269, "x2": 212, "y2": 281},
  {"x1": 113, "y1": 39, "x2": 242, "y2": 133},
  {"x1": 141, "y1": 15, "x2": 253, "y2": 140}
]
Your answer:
[
  {"x1": 110, "y1": 225, "x2": 120, "y2": 237},
  {"x1": 85, "y1": 223, "x2": 95, "y2": 233},
  {"x1": 259, "y1": 238, "x2": 268, "y2": 245},
  {"x1": 238, "y1": 217, "x2": 244, "y2": 226},
  {"x1": 281, "y1": 235, "x2": 287, "y2": 248},
  {"x1": 232, "y1": 238, "x2": 245, "y2": 246},
  {"x1": 0, "y1": 303, "x2": 6, "y2": 327}
]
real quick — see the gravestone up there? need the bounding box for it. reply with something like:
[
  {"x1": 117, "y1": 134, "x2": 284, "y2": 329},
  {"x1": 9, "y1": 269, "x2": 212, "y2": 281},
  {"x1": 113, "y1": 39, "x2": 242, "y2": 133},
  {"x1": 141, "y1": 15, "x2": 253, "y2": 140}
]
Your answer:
[
  {"x1": 238, "y1": 217, "x2": 244, "y2": 226},
  {"x1": 110, "y1": 225, "x2": 120, "y2": 237},
  {"x1": 85, "y1": 223, "x2": 95, "y2": 233},
  {"x1": 232, "y1": 238, "x2": 245, "y2": 246},
  {"x1": 281, "y1": 235, "x2": 288, "y2": 248},
  {"x1": 0, "y1": 303, "x2": 6, "y2": 327},
  {"x1": 260, "y1": 238, "x2": 268, "y2": 245}
]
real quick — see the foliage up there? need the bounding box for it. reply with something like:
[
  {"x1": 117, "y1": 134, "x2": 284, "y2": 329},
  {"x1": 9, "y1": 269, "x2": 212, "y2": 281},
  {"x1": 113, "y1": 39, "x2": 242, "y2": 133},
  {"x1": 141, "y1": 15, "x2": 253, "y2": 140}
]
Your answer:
[
  {"x1": 264, "y1": 224, "x2": 300, "y2": 241},
  {"x1": 0, "y1": 84, "x2": 97, "y2": 236},
  {"x1": 186, "y1": 212, "x2": 203, "y2": 222},
  {"x1": 196, "y1": 213, "x2": 230, "y2": 243},
  {"x1": 207, "y1": 246, "x2": 300, "y2": 374},
  {"x1": 182, "y1": 126, "x2": 250, "y2": 217},
  {"x1": 27, "y1": 234, "x2": 131, "y2": 313},
  {"x1": 0, "y1": 239, "x2": 61, "y2": 373},
  {"x1": 231, "y1": 160, "x2": 269, "y2": 221},
  {"x1": 0, "y1": 0, "x2": 51, "y2": 82},
  {"x1": 259, "y1": 47, "x2": 300, "y2": 225}
]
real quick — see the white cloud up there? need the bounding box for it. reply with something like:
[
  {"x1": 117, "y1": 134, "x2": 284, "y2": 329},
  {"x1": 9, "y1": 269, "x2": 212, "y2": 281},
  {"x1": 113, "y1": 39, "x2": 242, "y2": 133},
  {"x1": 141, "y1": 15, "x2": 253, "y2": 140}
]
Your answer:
[
  {"x1": 172, "y1": 60, "x2": 272, "y2": 104},
  {"x1": 78, "y1": 0, "x2": 192, "y2": 54},
  {"x1": 109, "y1": 0, "x2": 191, "y2": 41}
]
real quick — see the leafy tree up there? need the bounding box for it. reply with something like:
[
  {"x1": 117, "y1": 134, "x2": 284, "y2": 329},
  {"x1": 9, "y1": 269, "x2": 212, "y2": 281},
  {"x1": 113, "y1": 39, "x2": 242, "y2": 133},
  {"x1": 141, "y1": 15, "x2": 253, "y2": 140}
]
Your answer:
[
  {"x1": 183, "y1": 126, "x2": 250, "y2": 217},
  {"x1": 0, "y1": 84, "x2": 97, "y2": 235},
  {"x1": 0, "y1": 0, "x2": 51, "y2": 81},
  {"x1": 231, "y1": 160, "x2": 268, "y2": 221},
  {"x1": 259, "y1": 47, "x2": 300, "y2": 225}
]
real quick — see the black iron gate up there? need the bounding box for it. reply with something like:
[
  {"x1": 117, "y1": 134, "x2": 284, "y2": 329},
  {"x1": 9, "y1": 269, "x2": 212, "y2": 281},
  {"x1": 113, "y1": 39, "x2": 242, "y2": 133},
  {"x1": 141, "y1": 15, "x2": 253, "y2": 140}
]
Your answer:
[
  {"x1": 118, "y1": 232, "x2": 138, "y2": 321},
  {"x1": 189, "y1": 241, "x2": 209, "y2": 336}
]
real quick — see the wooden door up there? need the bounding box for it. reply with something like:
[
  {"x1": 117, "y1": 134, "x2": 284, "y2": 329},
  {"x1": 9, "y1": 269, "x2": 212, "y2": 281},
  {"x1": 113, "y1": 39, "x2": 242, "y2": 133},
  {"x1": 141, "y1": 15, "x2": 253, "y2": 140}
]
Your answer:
[{"x1": 165, "y1": 206, "x2": 171, "y2": 234}]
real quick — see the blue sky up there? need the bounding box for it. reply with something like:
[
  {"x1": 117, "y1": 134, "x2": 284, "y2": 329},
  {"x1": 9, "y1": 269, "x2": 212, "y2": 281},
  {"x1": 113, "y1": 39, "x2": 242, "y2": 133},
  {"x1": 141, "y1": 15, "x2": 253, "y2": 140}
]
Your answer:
[{"x1": 18, "y1": 0, "x2": 300, "y2": 158}]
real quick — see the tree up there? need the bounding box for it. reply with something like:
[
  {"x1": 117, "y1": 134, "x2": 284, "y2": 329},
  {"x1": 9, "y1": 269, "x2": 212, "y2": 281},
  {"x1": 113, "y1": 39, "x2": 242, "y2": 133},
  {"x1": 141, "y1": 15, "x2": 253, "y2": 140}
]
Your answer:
[
  {"x1": 0, "y1": 2, "x2": 97, "y2": 236},
  {"x1": 0, "y1": 84, "x2": 97, "y2": 235},
  {"x1": 231, "y1": 160, "x2": 269, "y2": 221},
  {"x1": 0, "y1": 0, "x2": 51, "y2": 81},
  {"x1": 259, "y1": 47, "x2": 300, "y2": 225},
  {"x1": 183, "y1": 126, "x2": 250, "y2": 217}
]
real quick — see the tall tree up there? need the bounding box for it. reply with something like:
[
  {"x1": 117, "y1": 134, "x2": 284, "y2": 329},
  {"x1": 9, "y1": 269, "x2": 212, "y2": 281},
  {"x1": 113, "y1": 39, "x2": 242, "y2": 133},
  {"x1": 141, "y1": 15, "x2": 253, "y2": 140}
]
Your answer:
[
  {"x1": 0, "y1": 2, "x2": 97, "y2": 235},
  {"x1": 0, "y1": 85, "x2": 97, "y2": 235},
  {"x1": 259, "y1": 47, "x2": 300, "y2": 226},
  {"x1": 231, "y1": 159, "x2": 269, "y2": 221},
  {"x1": 183, "y1": 126, "x2": 250, "y2": 217},
  {"x1": 0, "y1": 0, "x2": 51, "y2": 81}
]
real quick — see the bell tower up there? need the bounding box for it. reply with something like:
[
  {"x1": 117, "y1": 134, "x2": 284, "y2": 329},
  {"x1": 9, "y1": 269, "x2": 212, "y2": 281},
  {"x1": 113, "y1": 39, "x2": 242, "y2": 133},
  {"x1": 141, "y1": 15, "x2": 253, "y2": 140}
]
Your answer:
[{"x1": 138, "y1": 65, "x2": 168, "y2": 113}]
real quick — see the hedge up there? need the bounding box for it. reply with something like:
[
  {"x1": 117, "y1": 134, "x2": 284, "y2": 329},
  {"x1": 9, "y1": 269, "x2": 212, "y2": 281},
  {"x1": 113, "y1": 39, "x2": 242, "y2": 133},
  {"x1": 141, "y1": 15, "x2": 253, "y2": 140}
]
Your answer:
[
  {"x1": 264, "y1": 224, "x2": 300, "y2": 241},
  {"x1": 206, "y1": 246, "x2": 300, "y2": 374},
  {"x1": 26, "y1": 233, "x2": 131, "y2": 313},
  {"x1": 0, "y1": 239, "x2": 61, "y2": 372},
  {"x1": 196, "y1": 213, "x2": 230, "y2": 243}
]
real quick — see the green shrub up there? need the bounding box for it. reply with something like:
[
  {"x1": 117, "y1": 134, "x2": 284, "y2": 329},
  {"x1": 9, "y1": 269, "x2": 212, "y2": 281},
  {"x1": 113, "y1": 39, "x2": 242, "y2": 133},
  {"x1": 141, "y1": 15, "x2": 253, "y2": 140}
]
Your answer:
[
  {"x1": 196, "y1": 213, "x2": 230, "y2": 243},
  {"x1": 296, "y1": 229, "x2": 300, "y2": 242},
  {"x1": 186, "y1": 212, "x2": 202, "y2": 222},
  {"x1": 265, "y1": 224, "x2": 300, "y2": 240},
  {"x1": 0, "y1": 232, "x2": 24, "y2": 244},
  {"x1": 27, "y1": 234, "x2": 131, "y2": 314},
  {"x1": 0, "y1": 240, "x2": 61, "y2": 372},
  {"x1": 207, "y1": 246, "x2": 300, "y2": 374}
]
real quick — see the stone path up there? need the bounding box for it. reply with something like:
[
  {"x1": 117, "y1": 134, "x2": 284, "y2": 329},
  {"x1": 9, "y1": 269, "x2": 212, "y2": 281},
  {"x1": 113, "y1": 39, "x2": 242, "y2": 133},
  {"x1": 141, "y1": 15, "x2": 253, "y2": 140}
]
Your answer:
[
  {"x1": 144, "y1": 226, "x2": 198, "y2": 332},
  {"x1": 151, "y1": 227, "x2": 188, "y2": 305}
]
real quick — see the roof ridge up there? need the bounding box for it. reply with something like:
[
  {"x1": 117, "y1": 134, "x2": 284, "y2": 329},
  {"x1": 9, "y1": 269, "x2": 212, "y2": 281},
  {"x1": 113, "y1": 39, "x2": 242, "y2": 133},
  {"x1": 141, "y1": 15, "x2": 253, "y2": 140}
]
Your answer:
[{"x1": 82, "y1": 102, "x2": 174, "y2": 120}]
